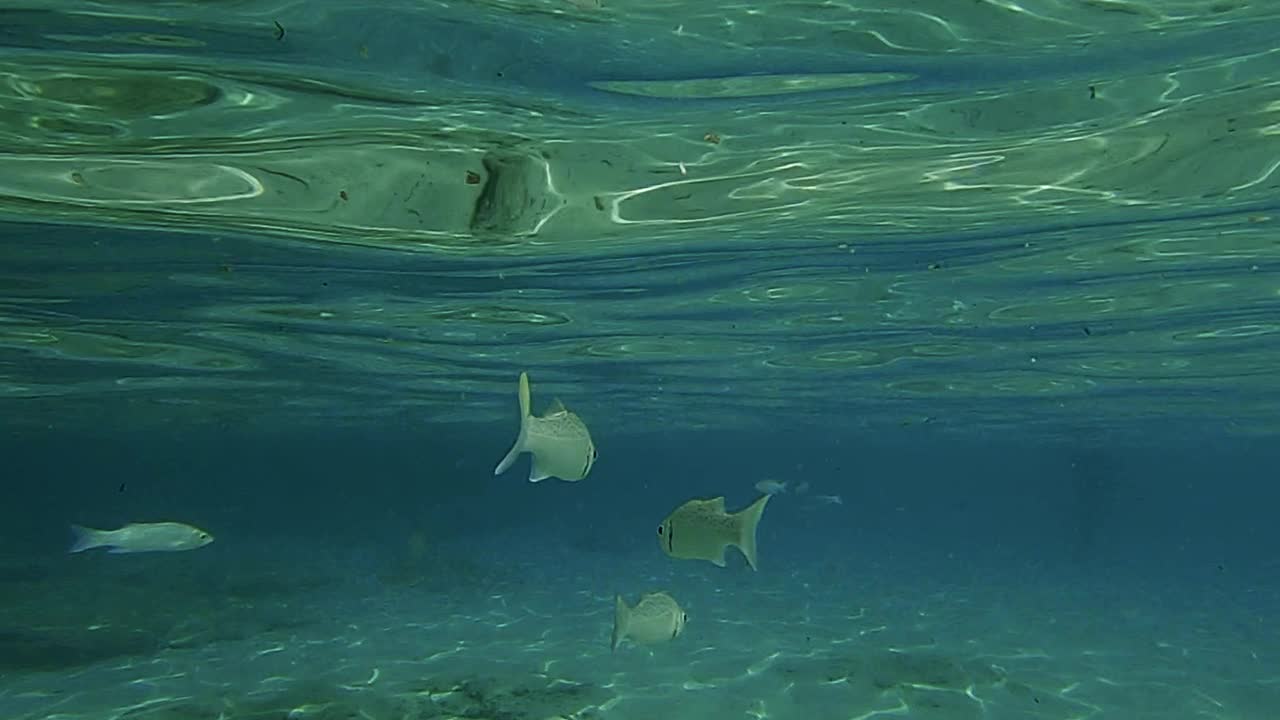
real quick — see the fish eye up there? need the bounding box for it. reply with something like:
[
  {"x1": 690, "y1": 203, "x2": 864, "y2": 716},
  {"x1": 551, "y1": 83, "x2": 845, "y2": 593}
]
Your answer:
[{"x1": 656, "y1": 526, "x2": 664, "y2": 535}]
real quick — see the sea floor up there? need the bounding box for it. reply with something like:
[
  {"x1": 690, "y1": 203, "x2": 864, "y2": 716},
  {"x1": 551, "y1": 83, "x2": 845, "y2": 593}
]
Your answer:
[{"x1": 1, "y1": 534, "x2": 1276, "y2": 720}]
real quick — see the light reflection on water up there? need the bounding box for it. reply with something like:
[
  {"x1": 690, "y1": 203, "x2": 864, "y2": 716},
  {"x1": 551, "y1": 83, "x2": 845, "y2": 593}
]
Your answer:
[{"x1": 1, "y1": 0, "x2": 1278, "y2": 441}]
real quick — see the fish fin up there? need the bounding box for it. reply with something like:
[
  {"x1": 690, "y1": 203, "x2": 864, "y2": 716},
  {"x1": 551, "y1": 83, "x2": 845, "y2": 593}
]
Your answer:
[
  {"x1": 711, "y1": 548, "x2": 727, "y2": 567},
  {"x1": 708, "y1": 496, "x2": 727, "y2": 512},
  {"x1": 106, "y1": 547, "x2": 133, "y2": 554},
  {"x1": 546, "y1": 397, "x2": 567, "y2": 415},
  {"x1": 611, "y1": 595, "x2": 630, "y2": 652},
  {"x1": 494, "y1": 372, "x2": 533, "y2": 476},
  {"x1": 68, "y1": 524, "x2": 103, "y2": 553},
  {"x1": 734, "y1": 494, "x2": 772, "y2": 571},
  {"x1": 528, "y1": 454, "x2": 551, "y2": 483}
]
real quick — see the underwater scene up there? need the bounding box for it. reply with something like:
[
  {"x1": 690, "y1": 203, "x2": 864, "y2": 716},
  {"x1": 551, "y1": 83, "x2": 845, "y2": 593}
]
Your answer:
[{"x1": 3, "y1": 1, "x2": 1280, "y2": 718}]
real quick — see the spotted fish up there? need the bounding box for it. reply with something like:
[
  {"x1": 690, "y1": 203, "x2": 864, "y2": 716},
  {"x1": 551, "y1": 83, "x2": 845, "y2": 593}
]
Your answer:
[
  {"x1": 494, "y1": 371, "x2": 597, "y2": 482},
  {"x1": 611, "y1": 591, "x2": 687, "y2": 651},
  {"x1": 657, "y1": 495, "x2": 770, "y2": 570}
]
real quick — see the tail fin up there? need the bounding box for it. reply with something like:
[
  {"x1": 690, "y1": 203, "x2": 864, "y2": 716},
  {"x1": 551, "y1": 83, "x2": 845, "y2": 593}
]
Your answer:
[
  {"x1": 69, "y1": 525, "x2": 103, "y2": 553},
  {"x1": 734, "y1": 494, "x2": 771, "y2": 571},
  {"x1": 494, "y1": 372, "x2": 533, "y2": 476},
  {"x1": 611, "y1": 595, "x2": 630, "y2": 652}
]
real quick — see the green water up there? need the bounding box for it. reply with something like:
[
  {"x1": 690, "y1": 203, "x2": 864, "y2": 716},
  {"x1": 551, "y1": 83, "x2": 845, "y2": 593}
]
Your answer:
[{"x1": 1, "y1": 0, "x2": 1278, "y2": 441}]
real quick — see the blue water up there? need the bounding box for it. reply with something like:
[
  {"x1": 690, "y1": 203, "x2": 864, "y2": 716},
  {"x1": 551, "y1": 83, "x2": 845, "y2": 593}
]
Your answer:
[{"x1": 3, "y1": 1, "x2": 1280, "y2": 718}]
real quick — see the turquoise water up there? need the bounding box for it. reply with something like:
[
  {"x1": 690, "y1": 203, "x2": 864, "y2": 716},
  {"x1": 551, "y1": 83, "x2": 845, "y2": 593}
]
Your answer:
[{"x1": 2, "y1": 1, "x2": 1280, "y2": 719}]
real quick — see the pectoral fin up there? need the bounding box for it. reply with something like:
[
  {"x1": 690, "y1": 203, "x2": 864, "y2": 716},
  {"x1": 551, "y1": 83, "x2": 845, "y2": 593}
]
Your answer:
[
  {"x1": 611, "y1": 595, "x2": 630, "y2": 652},
  {"x1": 711, "y1": 546, "x2": 727, "y2": 567},
  {"x1": 529, "y1": 451, "x2": 551, "y2": 483}
]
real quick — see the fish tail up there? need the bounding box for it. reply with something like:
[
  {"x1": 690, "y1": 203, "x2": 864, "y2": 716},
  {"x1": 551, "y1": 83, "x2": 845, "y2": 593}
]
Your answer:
[
  {"x1": 494, "y1": 372, "x2": 533, "y2": 476},
  {"x1": 68, "y1": 524, "x2": 105, "y2": 553},
  {"x1": 735, "y1": 494, "x2": 771, "y2": 571},
  {"x1": 611, "y1": 595, "x2": 630, "y2": 652}
]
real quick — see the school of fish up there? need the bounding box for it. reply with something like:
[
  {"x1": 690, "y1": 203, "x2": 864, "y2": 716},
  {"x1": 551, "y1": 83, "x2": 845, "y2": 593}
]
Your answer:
[
  {"x1": 67, "y1": 370, "x2": 842, "y2": 653},
  {"x1": 491, "y1": 371, "x2": 784, "y2": 650}
]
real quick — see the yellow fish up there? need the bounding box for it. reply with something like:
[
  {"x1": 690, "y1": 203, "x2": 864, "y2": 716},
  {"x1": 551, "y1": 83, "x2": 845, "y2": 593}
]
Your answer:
[
  {"x1": 611, "y1": 592, "x2": 687, "y2": 651},
  {"x1": 494, "y1": 371, "x2": 597, "y2": 482},
  {"x1": 657, "y1": 495, "x2": 770, "y2": 570}
]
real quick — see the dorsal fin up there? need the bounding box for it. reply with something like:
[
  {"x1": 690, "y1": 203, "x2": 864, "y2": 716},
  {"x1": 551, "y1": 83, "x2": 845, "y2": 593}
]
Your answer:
[
  {"x1": 708, "y1": 497, "x2": 727, "y2": 512},
  {"x1": 546, "y1": 397, "x2": 568, "y2": 415}
]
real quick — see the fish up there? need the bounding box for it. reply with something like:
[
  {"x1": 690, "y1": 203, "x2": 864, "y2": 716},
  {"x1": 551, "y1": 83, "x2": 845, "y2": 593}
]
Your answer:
[
  {"x1": 813, "y1": 494, "x2": 843, "y2": 505},
  {"x1": 68, "y1": 522, "x2": 214, "y2": 554},
  {"x1": 494, "y1": 371, "x2": 597, "y2": 482},
  {"x1": 657, "y1": 495, "x2": 770, "y2": 570},
  {"x1": 754, "y1": 479, "x2": 787, "y2": 495},
  {"x1": 611, "y1": 592, "x2": 687, "y2": 651}
]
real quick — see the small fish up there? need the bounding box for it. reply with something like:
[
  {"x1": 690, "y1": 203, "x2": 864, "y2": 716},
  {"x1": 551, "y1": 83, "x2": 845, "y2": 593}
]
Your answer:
[
  {"x1": 612, "y1": 592, "x2": 687, "y2": 651},
  {"x1": 69, "y1": 522, "x2": 214, "y2": 554},
  {"x1": 494, "y1": 371, "x2": 597, "y2": 482},
  {"x1": 813, "y1": 494, "x2": 843, "y2": 505},
  {"x1": 754, "y1": 479, "x2": 787, "y2": 495},
  {"x1": 657, "y1": 495, "x2": 770, "y2": 570}
]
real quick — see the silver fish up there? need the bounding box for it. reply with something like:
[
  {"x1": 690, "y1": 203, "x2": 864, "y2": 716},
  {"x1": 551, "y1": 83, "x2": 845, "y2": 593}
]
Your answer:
[
  {"x1": 754, "y1": 479, "x2": 787, "y2": 495},
  {"x1": 494, "y1": 371, "x2": 597, "y2": 482},
  {"x1": 69, "y1": 522, "x2": 214, "y2": 554}
]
